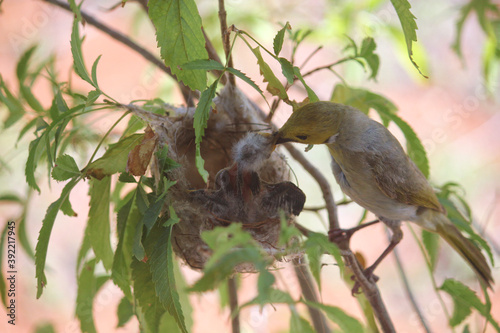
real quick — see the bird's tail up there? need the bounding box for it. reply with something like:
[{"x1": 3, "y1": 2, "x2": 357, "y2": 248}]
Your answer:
[{"x1": 431, "y1": 212, "x2": 493, "y2": 289}]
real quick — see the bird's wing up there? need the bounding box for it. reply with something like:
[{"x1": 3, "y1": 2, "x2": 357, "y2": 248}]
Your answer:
[{"x1": 365, "y1": 148, "x2": 443, "y2": 213}]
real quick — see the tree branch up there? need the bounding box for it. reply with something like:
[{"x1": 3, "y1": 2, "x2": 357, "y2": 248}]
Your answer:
[
  {"x1": 293, "y1": 258, "x2": 330, "y2": 333},
  {"x1": 218, "y1": 0, "x2": 235, "y2": 86},
  {"x1": 228, "y1": 277, "x2": 241, "y2": 333},
  {"x1": 41, "y1": 0, "x2": 194, "y2": 106}
]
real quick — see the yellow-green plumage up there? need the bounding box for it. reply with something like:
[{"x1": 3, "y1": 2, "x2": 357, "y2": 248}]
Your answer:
[{"x1": 275, "y1": 101, "x2": 493, "y2": 288}]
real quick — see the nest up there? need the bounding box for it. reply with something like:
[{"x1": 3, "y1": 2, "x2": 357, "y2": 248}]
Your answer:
[{"x1": 148, "y1": 85, "x2": 305, "y2": 271}]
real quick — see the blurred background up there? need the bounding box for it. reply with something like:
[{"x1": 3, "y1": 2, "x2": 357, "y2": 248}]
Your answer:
[{"x1": 0, "y1": 0, "x2": 499, "y2": 332}]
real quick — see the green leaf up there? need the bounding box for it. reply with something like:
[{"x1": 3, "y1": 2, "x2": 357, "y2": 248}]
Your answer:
[
  {"x1": 163, "y1": 205, "x2": 180, "y2": 227},
  {"x1": 305, "y1": 232, "x2": 344, "y2": 290},
  {"x1": 52, "y1": 154, "x2": 80, "y2": 181},
  {"x1": 180, "y1": 59, "x2": 225, "y2": 71},
  {"x1": 273, "y1": 22, "x2": 291, "y2": 56},
  {"x1": 26, "y1": 137, "x2": 43, "y2": 192},
  {"x1": 359, "y1": 37, "x2": 380, "y2": 80},
  {"x1": 303, "y1": 300, "x2": 365, "y2": 333},
  {"x1": 189, "y1": 247, "x2": 263, "y2": 292},
  {"x1": 150, "y1": 226, "x2": 188, "y2": 333},
  {"x1": 390, "y1": 0, "x2": 427, "y2": 77},
  {"x1": 20, "y1": 85, "x2": 44, "y2": 113},
  {"x1": 34, "y1": 323, "x2": 57, "y2": 333},
  {"x1": 148, "y1": 0, "x2": 208, "y2": 91},
  {"x1": 193, "y1": 79, "x2": 219, "y2": 182},
  {"x1": 278, "y1": 57, "x2": 294, "y2": 84},
  {"x1": 70, "y1": 19, "x2": 94, "y2": 87},
  {"x1": 251, "y1": 46, "x2": 288, "y2": 99},
  {"x1": 439, "y1": 279, "x2": 492, "y2": 327},
  {"x1": 91, "y1": 55, "x2": 102, "y2": 89},
  {"x1": 132, "y1": 258, "x2": 166, "y2": 333},
  {"x1": 76, "y1": 259, "x2": 98, "y2": 333},
  {"x1": 117, "y1": 297, "x2": 134, "y2": 328},
  {"x1": 422, "y1": 229, "x2": 440, "y2": 271},
  {"x1": 226, "y1": 67, "x2": 264, "y2": 96},
  {"x1": 88, "y1": 177, "x2": 113, "y2": 270},
  {"x1": 293, "y1": 67, "x2": 319, "y2": 102},
  {"x1": 35, "y1": 177, "x2": 80, "y2": 298},
  {"x1": 240, "y1": 288, "x2": 295, "y2": 309},
  {"x1": 385, "y1": 112, "x2": 429, "y2": 178},
  {"x1": 0, "y1": 79, "x2": 25, "y2": 128},
  {"x1": 290, "y1": 309, "x2": 316, "y2": 333},
  {"x1": 85, "y1": 134, "x2": 144, "y2": 179},
  {"x1": 112, "y1": 189, "x2": 139, "y2": 300},
  {"x1": 86, "y1": 90, "x2": 101, "y2": 107},
  {"x1": 16, "y1": 45, "x2": 37, "y2": 83}
]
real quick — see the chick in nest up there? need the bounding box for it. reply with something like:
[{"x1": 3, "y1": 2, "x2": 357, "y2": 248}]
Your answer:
[{"x1": 191, "y1": 132, "x2": 305, "y2": 226}]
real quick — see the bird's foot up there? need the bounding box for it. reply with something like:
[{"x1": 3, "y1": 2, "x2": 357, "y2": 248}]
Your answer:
[
  {"x1": 351, "y1": 267, "x2": 379, "y2": 296},
  {"x1": 328, "y1": 228, "x2": 354, "y2": 250}
]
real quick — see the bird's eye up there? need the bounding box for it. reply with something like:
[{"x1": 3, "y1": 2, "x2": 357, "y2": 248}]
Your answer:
[{"x1": 296, "y1": 135, "x2": 308, "y2": 140}]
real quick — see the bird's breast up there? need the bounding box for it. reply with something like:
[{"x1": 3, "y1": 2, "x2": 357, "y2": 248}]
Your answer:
[{"x1": 329, "y1": 147, "x2": 418, "y2": 221}]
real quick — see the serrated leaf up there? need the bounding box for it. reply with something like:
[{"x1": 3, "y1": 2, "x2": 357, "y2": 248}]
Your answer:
[
  {"x1": 20, "y1": 85, "x2": 44, "y2": 113},
  {"x1": 91, "y1": 55, "x2": 102, "y2": 89},
  {"x1": 85, "y1": 134, "x2": 144, "y2": 179},
  {"x1": 303, "y1": 301, "x2": 364, "y2": 333},
  {"x1": 422, "y1": 229, "x2": 440, "y2": 271},
  {"x1": 85, "y1": 89, "x2": 101, "y2": 107},
  {"x1": 112, "y1": 187, "x2": 140, "y2": 300},
  {"x1": 150, "y1": 226, "x2": 188, "y2": 333},
  {"x1": 132, "y1": 258, "x2": 166, "y2": 332},
  {"x1": 290, "y1": 309, "x2": 316, "y2": 333},
  {"x1": 293, "y1": 66, "x2": 318, "y2": 102},
  {"x1": 52, "y1": 154, "x2": 80, "y2": 181},
  {"x1": 0, "y1": 79, "x2": 25, "y2": 128},
  {"x1": 273, "y1": 22, "x2": 290, "y2": 56},
  {"x1": 180, "y1": 59, "x2": 225, "y2": 71},
  {"x1": 278, "y1": 57, "x2": 294, "y2": 84},
  {"x1": 252, "y1": 46, "x2": 288, "y2": 99},
  {"x1": 193, "y1": 79, "x2": 219, "y2": 182},
  {"x1": 26, "y1": 136, "x2": 42, "y2": 192},
  {"x1": 35, "y1": 178, "x2": 80, "y2": 298},
  {"x1": 359, "y1": 37, "x2": 380, "y2": 80},
  {"x1": 117, "y1": 297, "x2": 134, "y2": 328},
  {"x1": 149, "y1": 0, "x2": 208, "y2": 91},
  {"x1": 189, "y1": 247, "x2": 263, "y2": 292},
  {"x1": 70, "y1": 19, "x2": 94, "y2": 87},
  {"x1": 76, "y1": 259, "x2": 98, "y2": 333},
  {"x1": 88, "y1": 177, "x2": 113, "y2": 270},
  {"x1": 439, "y1": 279, "x2": 485, "y2": 327},
  {"x1": 16, "y1": 45, "x2": 37, "y2": 83},
  {"x1": 226, "y1": 67, "x2": 264, "y2": 97},
  {"x1": 390, "y1": 0, "x2": 427, "y2": 77},
  {"x1": 305, "y1": 232, "x2": 344, "y2": 290}
]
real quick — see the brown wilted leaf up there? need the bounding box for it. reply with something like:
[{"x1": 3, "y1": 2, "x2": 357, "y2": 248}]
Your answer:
[{"x1": 126, "y1": 126, "x2": 158, "y2": 176}]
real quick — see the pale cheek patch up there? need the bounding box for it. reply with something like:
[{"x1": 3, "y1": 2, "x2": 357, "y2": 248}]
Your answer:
[{"x1": 232, "y1": 132, "x2": 274, "y2": 171}]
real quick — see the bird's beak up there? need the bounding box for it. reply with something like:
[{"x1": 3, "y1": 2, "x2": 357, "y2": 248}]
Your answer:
[{"x1": 272, "y1": 131, "x2": 293, "y2": 145}]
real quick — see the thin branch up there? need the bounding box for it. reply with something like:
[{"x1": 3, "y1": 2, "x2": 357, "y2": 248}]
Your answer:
[
  {"x1": 293, "y1": 258, "x2": 331, "y2": 333},
  {"x1": 202, "y1": 27, "x2": 227, "y2": 83},
  {"x1": 228, "y1": 277, "x2": 241, "y2": 333},
  {"x1": 42, "y1": 0, "x2": 194, "y2": 106},
  {"x1": 391, "y1": 233, "x2": 431, "y2": 333},
  {"x1": 218, "y1": 0, "x2": 235, "y2": 86}
]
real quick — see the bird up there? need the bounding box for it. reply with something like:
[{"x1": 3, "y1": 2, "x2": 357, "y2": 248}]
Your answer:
[{"x1": 273, "y1": 101, "x2": 493, "y2": 290}]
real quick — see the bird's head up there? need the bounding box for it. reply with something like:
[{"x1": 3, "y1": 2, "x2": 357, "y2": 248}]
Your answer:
[{"x1": 273, "y1": 101, "x2": 345, "y2": 145}]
